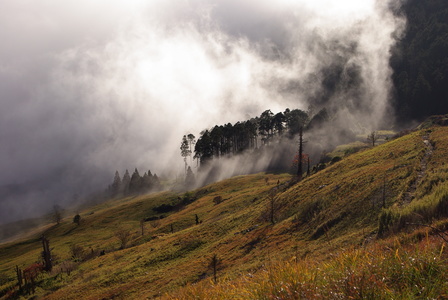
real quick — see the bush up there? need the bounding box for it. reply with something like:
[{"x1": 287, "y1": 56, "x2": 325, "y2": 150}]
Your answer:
[
  {"x1": 70, "y1": 244, "x2": 85, "y2": 261},
  {"x1": 73, "y1": 214, "x2": 81, "y2": 225},
  {"x1": 213, "y1": 196, "x2": 223, "y2": 205},
  {"x1": 330, "y1": 156, "x2": 342, "y2": 164},
  {"x1": 153, "y1": 203, "x2": 175, "y2": 213}
]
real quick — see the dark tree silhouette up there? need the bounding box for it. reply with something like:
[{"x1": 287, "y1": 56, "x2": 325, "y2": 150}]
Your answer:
[
  {"x1": 129, "y1": 168, "x2": 142, "y2": 194},
  {"x1": 297, "y1": 127, "x2": 304, "y2": 180},
  {"x1": 367, "y1": 131, "x2": 378, "y2": 147},
  {"x1": 259, "y1": 109, "x2": 274, "y2": 144},
  {"x1": 121, "y1": 169, "x2": 131, "y2": 195},
  {"x1": 209, "y1": 254, "x2": 221, "y2": 284},
  {"x1": 180, "y1": 135, "x2": 191, "y2": 173},
  {"x1": 285, "y1": 108, "x2": 309, "y2": 136},
  {"x1": 111, "y1": 170, "x2": 121, "y2": 196},
  {"x1": 187, "y1": 133, "x2": 196, "y2": 163},
  {"x1": 272, "y1": 112, "x2": 285, "y2": 135}
]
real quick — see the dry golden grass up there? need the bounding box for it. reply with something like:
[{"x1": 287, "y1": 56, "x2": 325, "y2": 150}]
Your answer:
[{"x1": 2, "y1": 126, "x2": 448, "y2": 299}]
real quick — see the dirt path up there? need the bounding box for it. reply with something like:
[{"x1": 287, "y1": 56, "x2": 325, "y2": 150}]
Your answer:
[{"x1": 399, "y1": 131, "x2": 434, "y2": 206}]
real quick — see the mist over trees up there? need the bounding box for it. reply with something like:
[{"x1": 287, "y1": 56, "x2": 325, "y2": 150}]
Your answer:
[
  {"x1": 107, "y1": 168, "x2": 160, "y2": 197},
  {"x1": 178, "y1": 104, "x2": 365, "y2": 189},
  {"x1": 192, "y1": 108, "x2": 311, "y2": 169}
]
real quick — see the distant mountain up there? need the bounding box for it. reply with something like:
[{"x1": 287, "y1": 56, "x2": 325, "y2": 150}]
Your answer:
[{"x1": 391, "y1": 0, "x2": 448, "y2": 123}]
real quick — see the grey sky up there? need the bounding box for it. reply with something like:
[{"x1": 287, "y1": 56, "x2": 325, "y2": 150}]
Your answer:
[{"x1": 0, "y1": 0, "x2": 404, "y2": 223}]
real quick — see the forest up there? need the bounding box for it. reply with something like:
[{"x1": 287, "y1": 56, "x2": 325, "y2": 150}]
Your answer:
[
  {"x1": 391, "y1": 0, "x2": 448, "y2": 123},
  {"x1": 189, "y1": 108, "x2": 310, "y2": 167}
]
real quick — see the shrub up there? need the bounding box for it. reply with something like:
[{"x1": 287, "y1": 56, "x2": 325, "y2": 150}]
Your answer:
[
  {"x1": 73, "y1": 214, "x2": 81, "y2": 225},
  {"x1": 153, "y1": 204, "x2": 175, "y2": 213},
  {"x1": 213, "y1": 196, "x2": 223, "y2": 205},
  {"x1": 70, "y1": 244, "x2": 85, "y2": 261}
]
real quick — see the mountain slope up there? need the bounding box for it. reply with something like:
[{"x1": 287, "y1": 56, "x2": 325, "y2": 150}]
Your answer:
[{"x1": 2, "y1": 124, "x2": 448, "y2": 299}]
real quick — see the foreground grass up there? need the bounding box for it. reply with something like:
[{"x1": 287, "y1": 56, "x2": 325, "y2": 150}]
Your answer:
[{"x1": 168, "y1": 235, "x2": 448, "y2": 299}]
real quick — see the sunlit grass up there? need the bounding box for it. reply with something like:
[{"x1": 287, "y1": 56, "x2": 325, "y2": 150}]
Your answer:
[
  {"x1": 2, "y1": 126, "x2": 448, "y2": 299},
  {"x1": 167, "y1": 236, "x2": 448, "y2": 299}
]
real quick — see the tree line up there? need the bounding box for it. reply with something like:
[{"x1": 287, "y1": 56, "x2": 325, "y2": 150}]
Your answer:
[
  {"x1": 107, "y1": 169, "x2": 161, "y2": 197},
  {"x1": 184, "y1": 108, "x2": 319, "y2": 168}
]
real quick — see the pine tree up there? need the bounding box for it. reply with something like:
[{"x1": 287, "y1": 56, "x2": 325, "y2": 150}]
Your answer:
[
  {"x1": 142, "y1": 172, "x2": 150, "y2": 191},
  {"x1": 121, "y1": 169, "x2": 131, "y2": 195},
  {"x1": 153, "y1": 174, "x2": 161, "y2": 191},
  {"x1": 129, "y1": 168, "x2": 142, "y2": 194},
  {"x1": 111, "y1": 171, "x2": 121, "y2": 196}
]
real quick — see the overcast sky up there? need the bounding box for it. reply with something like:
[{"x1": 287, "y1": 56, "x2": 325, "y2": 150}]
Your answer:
[{"x1": 0, "y1": 0, "x2": 405, "y2": 223}]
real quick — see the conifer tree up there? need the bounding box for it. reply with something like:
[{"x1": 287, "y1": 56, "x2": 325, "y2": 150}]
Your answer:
[
  {"x1": 111, "y1": 170, "x2": 121, "y2": 196},
  {"x1": 121, "y1": 169, "x2": 131, "y2": 195},
  {"x1": 129, "y1": 168, "x2": 142, "y2": 194}
]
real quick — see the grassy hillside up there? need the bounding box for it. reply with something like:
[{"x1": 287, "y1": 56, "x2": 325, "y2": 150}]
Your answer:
[{"x1": 2, "y1": 125, "x2": 448, "y2": 299}]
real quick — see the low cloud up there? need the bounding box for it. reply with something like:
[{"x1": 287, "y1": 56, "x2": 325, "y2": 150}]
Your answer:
[{"x1": 0, "y1": 0, "x2": 405, "y2": 223}]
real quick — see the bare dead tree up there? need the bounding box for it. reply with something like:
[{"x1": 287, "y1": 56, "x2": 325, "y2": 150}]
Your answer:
[
  {"x1": 269, "y1": 189, "x2": 277, "y2": 225},
  {"x1": 382, "y1": 173, "x2": 387, "y2": 208},
  {"x1": 115, "y1": 229, "x2": 131, "y2": 249},
  {"x1": 15, "y1": 265, "x2": 23, "y2": 290},
  {"x1": 209, "y1": 254, "x2": 220, "y2": 284},
  {"x1": 367, "y1": 131, "x2": 379, "y2": 147},
  {"x1": 298, "y1": 127, "x2": 304, "y2": 180},
  {"x1": 52, "y1": 205, "x2": 62, "y2": 225},
  {"x1": 307, "y1": 156, "x2": 311, "y2": 176},
  {"x1": 140, "y1": 219, "x2": 145, "y2": 236}
]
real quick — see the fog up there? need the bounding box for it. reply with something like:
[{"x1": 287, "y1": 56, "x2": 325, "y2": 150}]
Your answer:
[{"x1": 0, "y1": 0, "x2": 405, "y2": 224}]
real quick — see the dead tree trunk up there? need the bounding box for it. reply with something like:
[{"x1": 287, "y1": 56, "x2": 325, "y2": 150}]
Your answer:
[
  {"x1": 269, "y1": 190, "x2": 276, "y2": 225},
  {"x1": 307, "y1": 156, "x2": 311, "y2": 176},
  {"x1": 382, "y1": 173, "x2": 387, "y2": 208},
  {"x1": 140, "y1": 219, "x2": 144, "y2": 236},
  {"x1": 15, "y1": 265, "x2": 23, "y2": 290},
  {"x1": 41, "y1": 236, "x2": 52, "y2": 272},
  {"x1": 210, "y1": 254, "x2": 219, "y2": 284},
  {"x1": 297, "y1": 127, "x2": 304, "y2": 180}
]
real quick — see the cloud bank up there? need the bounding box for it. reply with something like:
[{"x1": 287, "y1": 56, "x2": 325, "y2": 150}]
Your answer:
[{"x1": 0, "y1": 0, "x2": 404, "y2": 223}]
